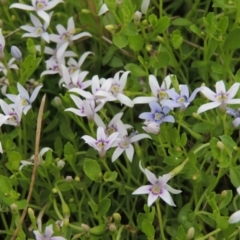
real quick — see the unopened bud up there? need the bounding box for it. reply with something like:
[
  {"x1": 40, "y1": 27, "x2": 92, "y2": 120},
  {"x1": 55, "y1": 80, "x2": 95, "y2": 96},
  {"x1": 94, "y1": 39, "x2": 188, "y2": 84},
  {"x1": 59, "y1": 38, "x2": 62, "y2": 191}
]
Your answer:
[
  {"x1": 134, "y1": 11, "x2": 142, "y2": 25},
  {"x1": 65, "y1": 176, "x2": 73, "y2": 182},
  {"x1": 105, "y1": 25, "x2": 118, "y2": 33},
  {"x1": 52, "y1": 188, "x2": 58, "y2": 193},
  {"x1": 192, "y1": 174, "x2": 198, "y2": 180},
  {"x1": 221, "y1": 190, "x2": 227, "y2": 197},
  {"x1": 28, "y1": 208, "x2": 37, "y2": 228},
  {"x1": 192, "y1": 112, "x2": 201, "y2": 119},
  {"x1": 81, "y1": 223, "x2": 90, "y2": 232},
  {"x1": 52, "y1": 96, "x2": 62, "y2": 108},
  {"x1": 69, "y1": 198, "x2": 74, "y2": 203},
  {"x1": 62, "y1": 202, "x2": 70, "y2": 217},
  {"x1": 75, "y1": 176, "x2": 80, "y2": 182},
  {"x1": 217, "y1": 141, "x2": 224, "y2": 150},
  {"x1": 145, "y1": 44, "x2": 152, "y2": 52},
  {"x1": 186, "y1": 227, "x2": 195, "y2": 239},
  {"x1": 228, "y1": 1, "x2": 233, "y2": 5},
  {"x1": 81, "y1": 9, "x2": 91, "y2": 14},
  {"x1": 113, "y1": 213, "x2": 121, "y2": 223},
  {"x1": 11, "y1": 46, "x2": 22, "y2": 60},
  {"x1": 175, "y1": 147, "x2": 181, "y2": 152},
  {"x1": 108, "y1": 223, "x2": 117, "y2": 232},
  {"x1": 208, "y1": 237, "x2": 215, "y2": 240},
  {"x1": 0, "y1": 20, "x2": 3, "y2": 27},
  {"x1": 10, "y1": 203, "x2": 18, "y2": 214},
  {"x1": 142, "y1": 19, "x2": 148, "y2": 26},
  {"x1": 116, "y1": 0, "x2": 122, "y2": 5},
  {"x1": 57, "y1": 159, "x2": 65, "y2": 169}
]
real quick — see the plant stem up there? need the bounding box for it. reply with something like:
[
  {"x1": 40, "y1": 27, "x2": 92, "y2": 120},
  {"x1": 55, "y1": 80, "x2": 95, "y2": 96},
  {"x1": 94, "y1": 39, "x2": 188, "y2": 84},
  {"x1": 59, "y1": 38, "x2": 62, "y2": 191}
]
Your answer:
[{"x1": 156, "y1": 201, "x2": 166, "y2": 240}]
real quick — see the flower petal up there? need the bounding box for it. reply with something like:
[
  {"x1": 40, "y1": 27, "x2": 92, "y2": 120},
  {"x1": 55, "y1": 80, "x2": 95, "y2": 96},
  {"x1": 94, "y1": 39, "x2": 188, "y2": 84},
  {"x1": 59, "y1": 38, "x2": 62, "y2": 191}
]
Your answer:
[
  {"x1": 147, "y1": 192, "x2": 158, "y2": 206},
  {"x1": 227, "y1": 83, "x2": 240, "y2": 100},
  {"x1": 125, "y1": 144, "x2": 134, "y2": 162},
  {"x1": 132, "y1": 185, "x2": 152, "y2": 195},
  {"x1": 160, "y1": 189, "x2": 176, "y2": 206},
  {"x1": 141, "y1": 0, "x2": 150, "y2": 14},
  {"x1": 133, "y1": 96, "x2": 158, "y2": 104},
  {"x1": 98, "y1": 3, "x2": 109, "y2": 15},
  {"x1": 216, "y1": 80, "x2": 226, "y2": 94},
  {"x1": 229, "y1": 210, "x2": 240, "y2": 224},
  {"x1": 201, "y1": 87, "x2": 217, "y2": 102},
  {"x1": 149, "y1": 75, "x2": 160, "y2": 97},
  {"x1": 197, "y1": 102, "x2": 221, "y2": 114},
  {"x1": 112, "y1": 147, "x2": 124, "y2": 162},
  {"x1": 10, "y1": 3, "x2": 35, "y2": 10},
  {"x1": 131, "y1": 133, "x2": 151, "y2": 143}
]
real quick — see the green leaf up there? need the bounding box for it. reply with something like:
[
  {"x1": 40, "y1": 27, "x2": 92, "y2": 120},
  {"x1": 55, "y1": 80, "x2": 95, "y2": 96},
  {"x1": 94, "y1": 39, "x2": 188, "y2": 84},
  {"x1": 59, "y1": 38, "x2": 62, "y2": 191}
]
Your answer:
[
  {"x1": 122, "y1": 22, "x2": 138, "y2": 36},
  {"x1": 124, "y1": 63, "x2": 147, "y2": 77},
  {"x1": 151, "y1": 52, "x2": 170, "y2": 69},
  {"x1": 224, "y1": 29, "x2": 240, "y2": 51},
  {"x1": 108, "y1": 56, "x2": 123, "y2": 68},
  {"x1": 98, "y1": 198, "x2": 111, "y2": 217},
  {"x1": 113, "y1": 33, "x2": 128, "y2": 48},
  {"x1": 103, "y1": 171, "x2": 118, "y2": 182},
  {"x1": 6, "y1": 151, "x2": 21, "y2": 172},
  {"x1": 15, "y1": 200, "x2": 28, "y2": 210},
  {"x1": 171, "y1": 18, "x2": 192, "y2": 26},
  {"x1": 54, "y1": 137, "x2": 63, "y2": 157},
  {"x1": 218, "y1": 190, "x2": 232, "y2": 210},
  {"x1": 64, "y1": 142, "x2": 76, "y2": 164},
  {"x1": 219, "y1": 135, "x2": 237, "y2": 152},
  {"x1": 141, "y1": 219, "x2": 155, "y2": 238},
  {"x1": 170, "y1": 30, "x2": 183, "y2": 49},
  {"x1": 102, "y1": 45, "x2": 118, "y2": 66},
  {"x1": 105, "y1": 0, "x2": 117, "y2": 11},
  {"x1": 128, "y1": 35, "x2": 144, "y2": 52},
  {"x1": 88, "y1": 200, "x2": 98, "y2": 213},
  {"x1": 148, "y1": 14, "x2": 158, "y2": 26},
  {"x1": 217, "y1": 16, "x2": 229, "y2": 33},
  {"x1": 215, "y1": 213, "x2": 228, "y2": 230},
  {"x1": 192, "y1": 122, "x2": 212, "y2": 133},
  {"x1": 26, "y1": 38, "x2": 36, "y2": 55},
  {"x1": 156, "y1": 16, "x2": 170, "y2": 33},
  {"x1": 189, "y1": 24, "x2": 202, "y2": 37},
  {"x1": 174, "y1": 225, "x2": 185, "y2": 240},
  {"x1": 44, "y1": 150, "x2": 53, "y2": 167},
  {"x1": 229, "y1": 166, "x2": 240, "y2": 187},
  {"x1": 83, "y1": 159, "x2": 102, "y2": 182}
]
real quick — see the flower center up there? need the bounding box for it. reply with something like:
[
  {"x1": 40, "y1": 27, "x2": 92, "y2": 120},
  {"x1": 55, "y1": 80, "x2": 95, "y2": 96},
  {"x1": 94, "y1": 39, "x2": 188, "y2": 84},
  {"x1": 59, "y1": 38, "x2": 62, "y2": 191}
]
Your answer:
[
  {"x1": 96, "y1": 140, "x2": 107, "y2": 150},
  {"x1": 61, "y1": 31, "x2": 73, "y2": 41},
  {"x1": 151, "y1": 183, "x2": 162, "y2": 194},
  {"x1": 69, "y1": 66, "x2": 77, "y2": 74},
  {"x1": 154, "y1": 112, "x2": 164, "y2": 121},
  {"x1": 106, "y1": 126, "x2": 117, "y2": 136},
  {"x1": 35, "y1": 27, "x2": 43, "y2": 35},
  {"x1": 158, "y1": 90, "x2": 168, "y2": 100},
  {"x1": 35, "y1": 1, "x2": 46, "y2": 10},
  {"x1": 216, "y1": 92, "x2": 228, "y2": 102},
  {"x1": 9, "y1": 113, "x2": 18, "y2": 124},
  {"x1": 177, "y1": 95, "x2": 187, "y2": 103},
  {"x1": 110, "y1": 83, "x2": 120, "y2": 95},
  {"x1": 119, "y1": 136, "x2": 130, "y2": 149},
  {"x1": 21, "y1": 98, "x2": 29, "y2": 106}
]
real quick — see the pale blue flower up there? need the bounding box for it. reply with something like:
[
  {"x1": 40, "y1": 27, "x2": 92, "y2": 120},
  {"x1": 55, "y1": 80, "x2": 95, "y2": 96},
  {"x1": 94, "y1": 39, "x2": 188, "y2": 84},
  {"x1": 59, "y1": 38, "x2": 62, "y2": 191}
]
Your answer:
[
  {"x1": 164, "y1": 85, "x2": 201, "y2": 111},
  {"x1": 139, "y1": 101, "x2": 174, "y2": 125}
]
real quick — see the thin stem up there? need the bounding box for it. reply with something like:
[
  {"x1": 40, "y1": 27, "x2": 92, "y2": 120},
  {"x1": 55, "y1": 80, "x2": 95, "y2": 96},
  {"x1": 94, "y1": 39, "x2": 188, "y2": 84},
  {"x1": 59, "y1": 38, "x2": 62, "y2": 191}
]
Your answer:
[
  {"x1": 195, "y1": 228, "x2": 221, "y2": 240},
  {"x1": 156, "y1": 201, "x2": 166, "y2": 240}
]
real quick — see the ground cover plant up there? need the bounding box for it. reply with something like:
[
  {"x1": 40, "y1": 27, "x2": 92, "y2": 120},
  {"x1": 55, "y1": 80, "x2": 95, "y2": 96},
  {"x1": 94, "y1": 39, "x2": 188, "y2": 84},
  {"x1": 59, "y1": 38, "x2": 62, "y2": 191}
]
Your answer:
[{"x1": 1, "y1": 0, "x2": 240, "y2": 239}]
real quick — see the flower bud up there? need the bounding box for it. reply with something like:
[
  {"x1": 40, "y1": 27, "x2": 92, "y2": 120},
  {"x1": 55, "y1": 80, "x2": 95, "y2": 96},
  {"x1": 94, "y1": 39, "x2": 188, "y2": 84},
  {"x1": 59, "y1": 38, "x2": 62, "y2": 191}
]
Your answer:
[
  {"x1": 65, "y1": 176, "x2": 73, "y2": 182},
  {"x1": 217, "y1": 141, "x2": 224, "y2": 150},
  {"x1": 116, "y1": 0, "x2": 122, "y2": 5},
  {"x1": 108, "y1": 223, "x2": 117, "y2": 232},
  {"x1": 28, "y1": 208, "x2": 37, "y2": 229},
  {"x1": 0, "y1": 20, "x2": 3, "y2": 27},
  {"x1": 145, "y1": 44, "x2": 152, "y2": 52},
  {"x1": 142, "y1": 19, "x2": 148, "y2": 26},
  {"x1": 113, "y1": 213, "x2": 121, "y2": 223},
  {"x1": 208, "y1": 237, "x2": 215, "y2": 240},
  {"x1": 81, "y1": 9, "x2": 91, "y2": 14},
  {"x1": 75, "y1": 176, "x2": 80, "y2": 182},
  {"x1": 186, "y1": 227, "x2": 195, "y2": 239},
  {"x1": 57, "y1": 159, "x2": 65, "y2": 169},
  {"x1": 134, "y1": 11, "x2": 142, "y2": 25},
  {"x1": 52, "y1": 188, "x2": 58, "y2": 193},
  {"x1": 221, "y1": 190, "x2": 227, "y2": 197},
  {"x1": 62, "y1": 202, "x2": 70, "y2": 218},
  {"x1": 81, "y1": 223, "x2": 90, "y2": 232},
  {"x1": 10, "y1": 203, "x2": 18, "y2": 215},
  {"x1": 105, "y1": 25, "x2": 118, "y2": 33},
  {"x1": 11, "y1": 46, "x2": 22, "y2": 60},
  {"x1": 52, "y1": 96, "x2": 62, "y2": 108}
]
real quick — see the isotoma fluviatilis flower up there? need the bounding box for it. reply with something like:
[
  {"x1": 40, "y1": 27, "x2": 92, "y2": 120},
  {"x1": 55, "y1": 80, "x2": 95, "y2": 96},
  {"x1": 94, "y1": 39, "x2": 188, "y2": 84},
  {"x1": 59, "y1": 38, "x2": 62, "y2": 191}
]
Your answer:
[
  {"x1": 139, "y1": 101, "x2": 175, "y2": 125},
  {"x1": 33, "y1": 224, "x2": 66, "y2": 240},
  {"x1": 197, "y1": 80, "x2": 240, "y2": 114},
  {"x1": 228, "y1": 187, "x2": 240, "y2": 224},
  {"x1": 81, "y1": 127, "x2": 119, "y2": 158},
  {"x1": 132, "y1": 162, "x2": 182, "y2": 207}
]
